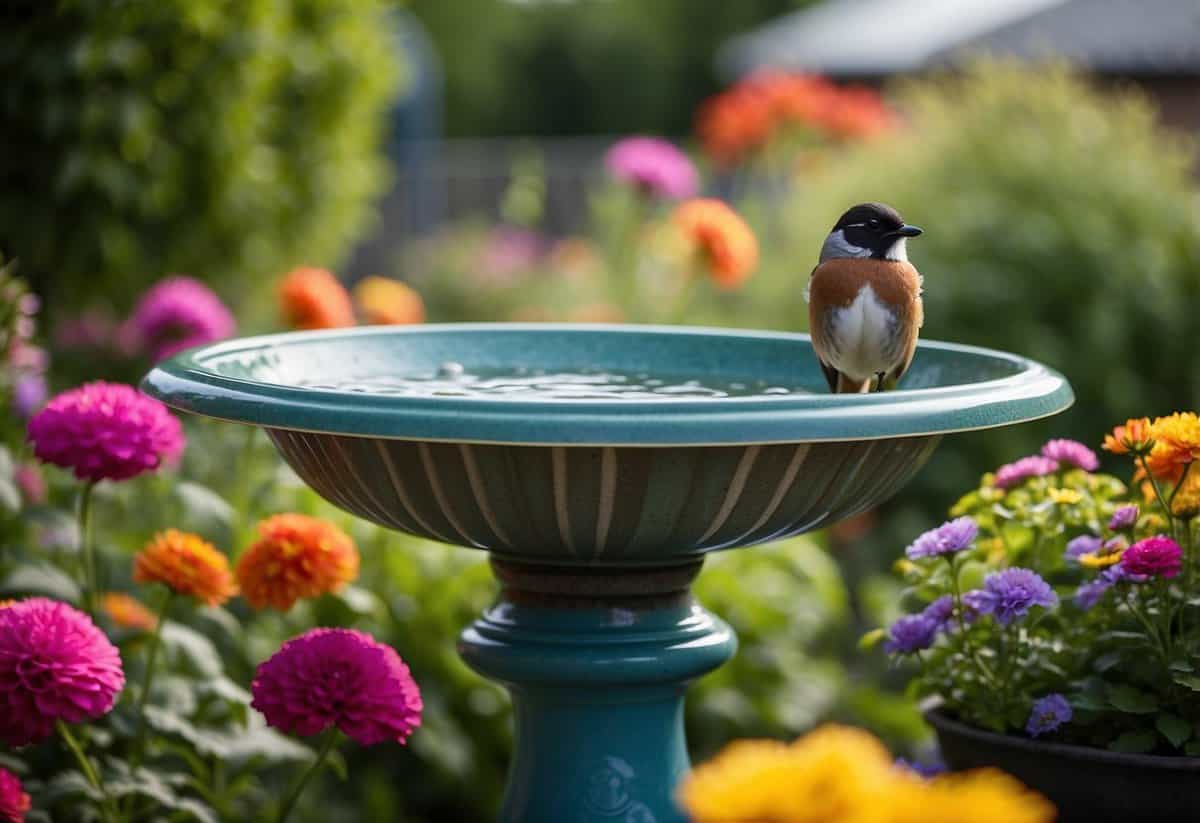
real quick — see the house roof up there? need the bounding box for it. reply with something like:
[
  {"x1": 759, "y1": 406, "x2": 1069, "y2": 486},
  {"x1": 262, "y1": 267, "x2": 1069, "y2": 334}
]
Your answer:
[{"x1": 720, "y1": 0, "x2": 1200, "y2": 79}]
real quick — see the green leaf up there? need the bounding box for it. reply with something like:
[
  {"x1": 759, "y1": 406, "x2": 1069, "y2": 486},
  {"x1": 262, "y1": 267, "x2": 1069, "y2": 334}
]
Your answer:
[
  {"x1": 956, "y1": 561, "x2": 987, "y2": 593},
  {"x1": 160, "y1": 622, "x2": 222, "y2": 677},
  {"x1": 173, "y1": 481, "x2": 234, "y2": 534},
  {"x1": 0, "y1": 563, "x2": 82, "y2": 603},
  {"x1": 1156, "y1": 713, "x2": 1192, "y2": 748},
  {"x1": 43, "y1": 770, "x2": 101, "y2": 802},
  {"x1": 1172, "y1": 673, "x2": 1200, "y2": 692},
  {"x1": 1185, "y1": 740, "x2": 1200, "y2": 757},
  {"x1": 1107, "y1": 684, "x2": 1158, "y2": 714},
  {"x1": 1092, "y1": 652, "x2": 1122, "y2": 673},
  {"x1": 1109, "y1": 730, "x2": 1158, "y2": 754},
  {"x1": 0, "y1": 446, "x2": 19, "y2": 513},
  {"x1": 858, "y1": 628, "x2": 886, "y2": 650}
]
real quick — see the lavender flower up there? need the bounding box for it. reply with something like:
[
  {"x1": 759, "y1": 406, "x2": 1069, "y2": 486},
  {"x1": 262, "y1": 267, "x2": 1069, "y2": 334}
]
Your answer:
[
  {"x1": 1073, "y1": 578, "x2": 1112, "y2": 610},
  {"x1": 970, "y1": 568, "x2": 1057, "y2": 625},
  {"x1": 605, "y1": 137, "x2": 698, "y2": 200},
  {"x1": 1026, "y1": 694, "x2": 1072, "y2": 737},
  {"x1": 884, "y1": 613, "x2": 940, "y2": 655},
  {"x1": 993, "y1": 456, "x2": 1059, "y2": 490},
  {"x1": 1065, "y1": 534, "x2": 1102, "y2": 562},
  {"x1": 921, "y1": 595, "x2": 955, "y2": 628},
  {"x1": 12, "y1": 374, "x2": 46, "y2": 418},
  {"x1": 1107, "y1": 505, "x2": 1139, "y2": 532},
  {"x1": 905, "y1": 517, "x2": 978, "y2": 560}
]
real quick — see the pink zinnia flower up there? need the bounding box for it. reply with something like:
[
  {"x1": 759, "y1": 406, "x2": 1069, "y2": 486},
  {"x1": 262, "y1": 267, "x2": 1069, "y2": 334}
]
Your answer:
[
  {"x1": 1041, "y1": 439, "x2": 1099, "y2": 472},
  {"x1": 0, "y1": 767, "x2": 30, "y2": 823},
  {"x1": 1121, "y1": 535, "x2": 1182, "y2": 579},
  {"x1": 992, "y1": 455, "x2": 1059, "y2": 490},
  {"x1": 124, "y1": 276, "x2": 235, "y2": 361},
  {"x1": 251, "y1": 628, "x2": 422, "y2": 746},
  {"x1": 0, "y1": 598, "x2": 125, "y2": 746},
  {"x1": 605, "y1": 136, "x2": 699, "y2": 200},
  {"x1": 28, "y1": 382, "x2": 185, "y2": 482}
]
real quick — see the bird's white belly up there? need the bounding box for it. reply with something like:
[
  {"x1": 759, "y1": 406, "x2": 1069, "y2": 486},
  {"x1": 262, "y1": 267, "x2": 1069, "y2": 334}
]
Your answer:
[{"x1": 824, "y1": 285, "x2": 900, "y2": 380}]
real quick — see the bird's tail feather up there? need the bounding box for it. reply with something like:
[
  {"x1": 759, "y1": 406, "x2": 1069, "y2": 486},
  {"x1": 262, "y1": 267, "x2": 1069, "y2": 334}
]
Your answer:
[{"x1": 836, "y1": 373, "x2": 872, "y2": 393}]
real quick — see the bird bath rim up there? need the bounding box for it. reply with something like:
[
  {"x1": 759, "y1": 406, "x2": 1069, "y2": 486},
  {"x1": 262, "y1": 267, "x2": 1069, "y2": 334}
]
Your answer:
[{"x1": 140, "y1": 323, "x2": 1073, "y2": 446}]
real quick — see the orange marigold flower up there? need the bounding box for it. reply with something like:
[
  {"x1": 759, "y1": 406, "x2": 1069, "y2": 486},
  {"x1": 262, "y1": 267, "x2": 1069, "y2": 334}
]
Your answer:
[
  {"x1": 101, "y1": 592, "x2": 158, "y2": 631},
  {"x1": 1146, "y1": 412, "x2": 1200, "y2": 483},
  {"x1": 1103, "y1": 417, "x2": 1154, "y2": 455},
  {"x1": 672, "y1": 199, "x2": 759, "y2": 289},
  {"x1": 0, "y1": 600, "x2": 15, "y2": 609},
  {"x1": 1172, "y1": 469, "x2": 1200, "y2": 519},
  {"x1": 134, "y1": 529, "x2": 236, "y2": 606},
  {"x1": 353, "y1": 276, "x2": 426, "y2": 326},
  {"x1": 279, "y1": 267, "x2": 355, "y2": 330},
  {"x1": 237, "y1": 514, "x2": 359, "y2": 611},
  {"x1": 695, "y1": 84, "x2": 775, "y2": 168}
]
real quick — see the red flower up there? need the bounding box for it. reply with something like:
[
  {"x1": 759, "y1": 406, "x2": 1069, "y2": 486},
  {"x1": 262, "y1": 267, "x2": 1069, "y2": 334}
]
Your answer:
[{"x1": 1121, "y1": 535, "x2": 1182, "y2": 579}]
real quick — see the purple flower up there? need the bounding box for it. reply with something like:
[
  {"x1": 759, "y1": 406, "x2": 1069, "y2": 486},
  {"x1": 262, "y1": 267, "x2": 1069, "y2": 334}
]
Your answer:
[
  {"x1": 1121, "y1": 535, "x2": 1182, "y2": 580},
  {"x1": 993, "y1": 456, "x2": 1059, "y2": 490},
  {"x1": 905, "y1": 517, "x2": 978, "y2": 560},
  {"x1": 1041, "y1": 439, "x2": 1099, "y2": 472},
  {"x1": 605, "y1": 136, "x2": 698, "y2": 200},
  {"x1": 884, "y1": 613, "x2": 940, "y2": 655},
  {"x1": 971, "y1": 568, "x2": 1058, "y2": 625},
  {"x1": 11, "y1": 374, "x2": 46, "y2": 419},
  {"x1": 125, "y1": 276, "x2": 235, "y2": 362},
  {"x1": 1102, "y1": 564, "x2": 1146, "y2": 585},
  {"x1": 28, "y1": 382, "x2": 185, "y2": 483},
  {"x1": 1026, "y1": 693, "x2": 1072, "y2": 737},
  {"x1": 1065, "y1": 534, "x2": 1102, "y2": 561},
  {"x1": 0, "y1": 598, "x2": 125, "y2": 746},
  {"x1": 1108, "y1": 505, "x2": 1139, "y2": 532},
  {"x1": 1073, "y1": 578, "x2": 1112, "y2": 610},
  {"x1": 252, "y1": 628, "x2": 422, "y2": 746},
  {"x1": 921, "y1": 595, "x2": 955, "y2": 628}
]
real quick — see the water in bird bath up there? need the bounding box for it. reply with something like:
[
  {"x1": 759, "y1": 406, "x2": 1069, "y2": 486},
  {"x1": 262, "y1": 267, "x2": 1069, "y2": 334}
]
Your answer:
[{"x1": 302, "y1": 363, "x2": 809, "y2": 400}]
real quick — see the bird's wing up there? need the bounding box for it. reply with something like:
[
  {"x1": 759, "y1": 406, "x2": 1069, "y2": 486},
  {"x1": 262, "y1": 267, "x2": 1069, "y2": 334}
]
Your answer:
[{"x1": 806, "y1": 264, "x2": 840, "y2": 391}]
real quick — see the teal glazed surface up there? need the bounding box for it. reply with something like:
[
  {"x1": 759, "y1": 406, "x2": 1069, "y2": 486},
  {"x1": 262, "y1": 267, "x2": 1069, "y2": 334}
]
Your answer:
[
  {"x1": 141, "y1": 323, "x2": 1073, "y2": 446},
  {"x1": 140, "y1": 323, "x2": 1075, "y2": 823}
]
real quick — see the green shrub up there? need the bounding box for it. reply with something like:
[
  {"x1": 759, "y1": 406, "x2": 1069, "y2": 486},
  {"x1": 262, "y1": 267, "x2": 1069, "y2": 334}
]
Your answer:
[
  {"x1": 0, "y1": 0, "x2": 401, "y2": 315},
  {"x1": 758, "y1": 61, "x2": 1200, "y2": 504}
]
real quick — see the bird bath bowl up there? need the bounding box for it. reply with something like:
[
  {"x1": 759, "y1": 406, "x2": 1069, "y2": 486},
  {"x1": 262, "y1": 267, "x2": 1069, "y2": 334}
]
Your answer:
[{"x1": 143, "y1": 323, "x2": 1072, "y2": 823}]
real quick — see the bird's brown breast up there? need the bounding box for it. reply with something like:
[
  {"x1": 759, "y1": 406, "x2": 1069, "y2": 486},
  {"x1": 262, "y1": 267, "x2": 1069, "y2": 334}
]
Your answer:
[{"x1": 807, "y1": 257, "x2": 923, "y2": 321}]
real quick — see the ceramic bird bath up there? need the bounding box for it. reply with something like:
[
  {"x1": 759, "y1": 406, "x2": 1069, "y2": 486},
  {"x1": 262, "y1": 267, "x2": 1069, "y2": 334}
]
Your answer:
[{"x1": 143, "y1": 323, "x2": 1072, "y2": 823}]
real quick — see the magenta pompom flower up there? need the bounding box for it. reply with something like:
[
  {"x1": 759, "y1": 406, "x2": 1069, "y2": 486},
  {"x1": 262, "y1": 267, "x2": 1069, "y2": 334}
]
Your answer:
[
  {"x1": 905, "y1": 516, "x2": 978, "y2": 560},
  {"x1": 28, "y1": 382, "x2": 184, "y2": 483},
  {"x1": 1041, "y1": 439, "x2": 1099, "y2": 471},
  {"x1": 0, "y1": 598, "x2": 125, "y2": 746},
  {"x1": 252, "y1": 628, "x2": 422, "y2": 746},
  {"x1": 0, "y1": 767, "x2": 30, "y2": 823},
  {"x1": 124, "y1": 276, "x2": 235, "y2": 362},
  {"x1": 605, "y1": 136, "x2": 699, "y2": 200},
  {"x1": 992, "y1": 455, "x2": 1059, "y2": 490},
  {"x1": 1121, "y1": 535, "x2": 1183, "y2": 579}
]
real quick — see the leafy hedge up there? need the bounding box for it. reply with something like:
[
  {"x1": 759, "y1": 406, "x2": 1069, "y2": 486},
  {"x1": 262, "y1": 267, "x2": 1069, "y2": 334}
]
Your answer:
[{"x1": 0, "y1": 0, "x2": 401, "y2": 315}]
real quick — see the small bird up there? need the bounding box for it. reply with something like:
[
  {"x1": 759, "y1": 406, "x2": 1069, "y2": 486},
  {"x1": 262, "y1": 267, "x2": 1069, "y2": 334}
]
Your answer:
[{"x1": 805, "y1": 202, "x2": 924, "y2": 393}]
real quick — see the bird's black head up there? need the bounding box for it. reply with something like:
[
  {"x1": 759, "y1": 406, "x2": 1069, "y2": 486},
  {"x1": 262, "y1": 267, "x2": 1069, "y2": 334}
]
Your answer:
[{"x1": 824, "y1": 202, "x2": 922, "y2": 261}]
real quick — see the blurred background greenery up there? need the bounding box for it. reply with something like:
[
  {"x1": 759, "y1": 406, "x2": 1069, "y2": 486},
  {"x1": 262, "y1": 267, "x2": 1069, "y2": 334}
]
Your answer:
[{"x1": 2, "y1": 0, "x2": 1199, "y2": 820}]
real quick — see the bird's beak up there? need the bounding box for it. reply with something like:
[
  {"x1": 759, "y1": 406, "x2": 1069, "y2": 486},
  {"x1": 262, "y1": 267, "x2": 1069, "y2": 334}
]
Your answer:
[{"x1": 893, "y1": 224, "x2": 923, "y2": 238}]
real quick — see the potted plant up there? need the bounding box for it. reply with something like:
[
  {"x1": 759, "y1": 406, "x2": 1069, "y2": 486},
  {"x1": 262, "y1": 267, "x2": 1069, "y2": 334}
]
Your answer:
[{"x1": 871, "y1": 415, "x2": 1200, "y2": 823}]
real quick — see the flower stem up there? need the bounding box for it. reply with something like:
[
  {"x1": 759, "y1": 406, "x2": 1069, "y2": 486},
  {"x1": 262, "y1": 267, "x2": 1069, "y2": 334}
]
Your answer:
[
  {"x1": 276, "y1": 729, "x2": 340, "y2": 823},
  {"x1": 130, "y1": 588, "x2": 173, "y2": 768},
  {"x1": 58, "y1": 720, "x2": 116, "y2": 823},
  {"x1": 76, "y1": 480, "x2": 98, "y2": 617},
  {"x1": 1138, "y1": 455, "x2": 1172, "y2": 521}
]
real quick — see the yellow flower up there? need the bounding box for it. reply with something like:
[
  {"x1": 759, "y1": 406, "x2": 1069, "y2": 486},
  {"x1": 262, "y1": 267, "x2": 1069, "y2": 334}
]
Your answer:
[
  {"x1": 677, "y1": 726, "x2": 894, "y2": 823},
  {"x1": 1172, "y1": 469, "x2": 1200, "y2": 520},
  {"x1": 134, "y1": 529, "x2": 237, "y2": 607},
  {"x1": 101, "y1": 592, "x2": 158, "y2": 632},
  {"x1": 984, "y1": 537, "x2": 1007, "y2": 564},
  {"x1": 1047, "y1": 488, "x2": 1083, "y2": 505},
  {"x1": 889, "y1": 769, "x2": 1056, "y2": 823},
  {"x1": 1079, "y1": 549, "x2": 1123, "y2": 568},
  {"x1": 894, "y1": 558, "x2": 920, "y2": 576},
  {"x1": 1146, "y1": 412, "x2": 1200, "y2": 483}
]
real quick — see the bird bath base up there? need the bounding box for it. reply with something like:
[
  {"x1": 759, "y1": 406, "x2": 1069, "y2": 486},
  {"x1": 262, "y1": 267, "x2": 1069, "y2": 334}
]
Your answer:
[{"x1": 460, "y1": 559, "x2": 734, "y2": 823}]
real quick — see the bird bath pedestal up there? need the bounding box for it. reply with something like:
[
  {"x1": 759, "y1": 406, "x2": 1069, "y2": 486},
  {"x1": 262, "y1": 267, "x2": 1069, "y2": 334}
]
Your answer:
[{"x1": 144, "y1": 324, "x2": 1072, "y2": 823}]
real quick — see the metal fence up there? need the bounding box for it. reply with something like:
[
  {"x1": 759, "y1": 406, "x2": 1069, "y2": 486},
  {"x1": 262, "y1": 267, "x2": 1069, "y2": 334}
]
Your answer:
[{"x1": 346, "y1": 137, "x2": 613, "y2": 276}]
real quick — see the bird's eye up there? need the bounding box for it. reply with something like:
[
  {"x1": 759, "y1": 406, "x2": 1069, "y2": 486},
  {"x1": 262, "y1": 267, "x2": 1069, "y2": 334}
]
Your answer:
[{"x1": 867, "y1": 218, "x2": 880, "y2": 229}]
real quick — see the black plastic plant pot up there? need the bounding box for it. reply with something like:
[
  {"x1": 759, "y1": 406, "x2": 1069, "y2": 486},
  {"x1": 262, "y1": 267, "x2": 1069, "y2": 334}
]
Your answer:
[{"x1": 926, "y1": 709, "x2": 1200, "y2": 823}]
